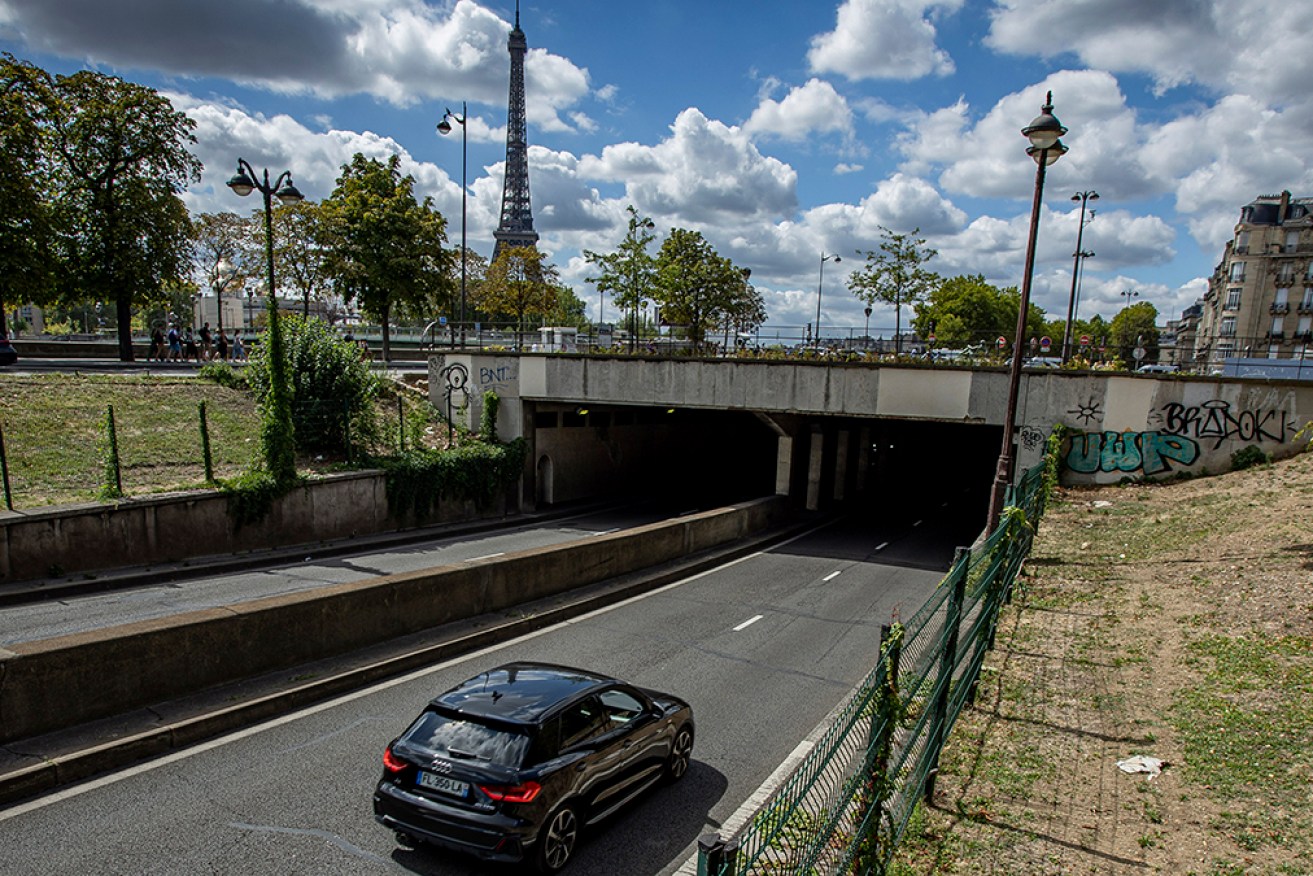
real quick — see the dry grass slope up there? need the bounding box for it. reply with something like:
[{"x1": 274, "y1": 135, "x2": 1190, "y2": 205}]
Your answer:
[{"x1": 893, "y1": 450, "x2": 1313, "y2": 876}]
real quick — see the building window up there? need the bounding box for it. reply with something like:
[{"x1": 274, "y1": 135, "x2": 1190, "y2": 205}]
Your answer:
[
  {"x1": 1221, "y1": 317, "x2": 1237, "y2": 337},
  {"x1": 1225, "y1": 288, "x2": 1242, "y2": 310},
  {"x1": 1268, "y1": 345, "x2": 1281, "y2": 358},
  {"x1": 1276, "y1": 263, "x2": 1295, "y2": 285},
  {"x1": 1235, "y1": 230, "x2": 1250, "y2": 254},
  {"x1": 1286, "y1": 230, "x2": 1299, "y2": 253},
  {"x1": 1229, "y1": 261, "x2": 1246, "y2": 283},
  {"x1": 1303, "y1": 288, "x2": 1313, "y2": 310},
  {"x1": 1299, "y1": 316, "x2": 1312, "y2": 340},
  {"x1": 1271, "y1": 317, "x2": 1284, "y2": 335}
]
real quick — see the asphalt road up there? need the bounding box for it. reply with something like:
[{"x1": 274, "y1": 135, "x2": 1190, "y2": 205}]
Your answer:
[
  {"x1": 0, "y1": 494, "x2": 976, "y2": 876},
  {"x1": 0, "y1": 505, "x2": 682, "y2": 646}
]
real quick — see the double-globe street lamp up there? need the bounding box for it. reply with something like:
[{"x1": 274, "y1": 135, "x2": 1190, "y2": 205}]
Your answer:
[
  {"x1": 987, "y1": 92, "x2": 1068, "y2": 532},
  {"x1": 814, "y1": 252, "x2": 840, "y2": 346},
  {"x1": 1061, "y1": 190, "x2": 1098, "y2": 363},
  {"x1": 438, "y1": 102, "x2": 468, "y2": 348},
  {"x1": 226, "y1": 159, "x2": 304, "y2": 482}
]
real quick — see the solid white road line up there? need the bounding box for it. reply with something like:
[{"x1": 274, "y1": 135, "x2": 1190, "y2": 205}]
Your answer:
[{"x1": 466, "y1": 552, "x2": 505, "y2": 562}]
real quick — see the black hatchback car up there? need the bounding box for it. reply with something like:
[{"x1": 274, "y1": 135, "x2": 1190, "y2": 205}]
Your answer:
[{"x1": 373, "y1": 662, "x2": 695, "y2": 872}]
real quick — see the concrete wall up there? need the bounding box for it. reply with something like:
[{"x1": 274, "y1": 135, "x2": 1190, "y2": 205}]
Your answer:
[
  {"x1": 0, "y1": 470, "x2": 509, "y2": 585},
  {"x1": 0, "y1": 496, "x2": 787, "y2": 743},
  {"x1": 429, "y1": 354, "x2": 1313, "y2": 487}
]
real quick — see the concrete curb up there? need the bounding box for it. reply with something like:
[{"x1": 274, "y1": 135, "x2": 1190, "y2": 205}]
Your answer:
[{"x1": 0, "y1": 519, "x2": 812, "y2": 808}]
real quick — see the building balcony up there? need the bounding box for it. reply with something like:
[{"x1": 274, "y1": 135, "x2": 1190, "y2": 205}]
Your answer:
[
  {"x1": 1270, "y1": 303, "x2": 1290, "y2": 314},
  {"x1": 1299, "y1": 302, "x2": 1313, "y2": 314},
  {"x1": 1267, "y1": 331, "x2": 1285, "y2": 341}
]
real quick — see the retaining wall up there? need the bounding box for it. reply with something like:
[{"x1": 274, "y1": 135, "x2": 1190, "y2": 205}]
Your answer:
[
  {"x1": 0, "y1": 496, "x2": 786, "y2": 742},
  {"x1": 0, "y1": 470, "x2": 509, "y2": 584}
]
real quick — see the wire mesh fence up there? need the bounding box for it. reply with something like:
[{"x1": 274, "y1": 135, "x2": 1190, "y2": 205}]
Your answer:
[{"x1": 700, "y1": 453, "x2": 1055, "y2": 876}]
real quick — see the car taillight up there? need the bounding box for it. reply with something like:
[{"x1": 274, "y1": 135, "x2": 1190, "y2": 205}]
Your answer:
[
  {"x1": 383, "y1": 746, "x2": 408, "y2": 774},
  {"x1": 479, "y1": 780, "x2": 542, "y2": 803}
]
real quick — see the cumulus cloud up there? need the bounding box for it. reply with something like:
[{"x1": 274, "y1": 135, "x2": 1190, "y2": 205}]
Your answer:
[
  {"x1": 808, "y1": 0, "x2": 964, "y2": 81},
  {"x1": 743, "y1": 79, "x2": 854, "y2": 142},
  {"x1": 577, "y1": 108, "x2": 798, "y2": 224},
  {"x1": 986, "y1": 0, "x2": 1312, "y2": 105},
  {"x1": 0, "y1": 0, "x2": 592, "y2": 128}
]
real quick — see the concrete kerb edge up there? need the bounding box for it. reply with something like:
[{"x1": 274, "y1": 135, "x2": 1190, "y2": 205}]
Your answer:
[{"x1": 0, "y1": 518, "x2": 810, "y2": 810}]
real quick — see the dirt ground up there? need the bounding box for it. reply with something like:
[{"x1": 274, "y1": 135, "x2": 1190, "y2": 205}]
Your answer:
[{"x1": 893, "y1": 449, "x2": 1313, "y2": 876}]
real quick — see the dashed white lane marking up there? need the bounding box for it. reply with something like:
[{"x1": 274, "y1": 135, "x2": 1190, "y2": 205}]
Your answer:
[
  {"x1": 875, "y1": 542, "x2": 889, "y2": 551},
  {"x1": 466, "y1": 552, "x2": 505, "y2": 562},
  {"x1": 822, "y1": 570, "x2": 841, "y2": 582},
  {"x1": 733, "y1": 614, "x2": 764, "y2": 632}
]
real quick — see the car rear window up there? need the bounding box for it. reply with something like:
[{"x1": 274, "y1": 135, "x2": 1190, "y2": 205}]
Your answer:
[{"x1": 400, "y1": 709, "x2": 530, "y2": 767}]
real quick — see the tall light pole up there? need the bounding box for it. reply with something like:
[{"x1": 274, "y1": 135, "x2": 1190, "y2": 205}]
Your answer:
[
  {"x1": 227, "y1": 159, "x2": 304, "y2": 484},
  {"x1": 1119, "y1": 287, "x2": 1140, "y2": 308},
  {"x1": 437, "y1": 103, "x2": 468, "y2": 348},
  {"x1": 1061, "y1": 190, "x2": 1098, "y2": 363},
  {"x1": 815, "y1": 252, "x2": 840, "y2": 346},
  {"x1": 988, "y1": 91, "x2": 1067, "y2": 532},
  {"x1": 627, "y1": 210, "x2": 655, "y2": 352}
]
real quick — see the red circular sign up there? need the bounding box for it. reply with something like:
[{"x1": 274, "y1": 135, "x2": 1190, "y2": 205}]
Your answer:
[
  {"x1": 1080, "y1": 334, "x2": 1091, "y2": 345},
  {"x1": 996, "y1": 336, "x2": 1007, "y2": 347},
  {"x1": 1040, "y1": 336, "x2": 1051, "y2": 349}
]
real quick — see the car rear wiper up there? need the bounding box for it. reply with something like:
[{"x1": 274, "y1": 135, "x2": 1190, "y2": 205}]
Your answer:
[{"x1": 446, "y1": 747, "x2": 486, "y2": 761}]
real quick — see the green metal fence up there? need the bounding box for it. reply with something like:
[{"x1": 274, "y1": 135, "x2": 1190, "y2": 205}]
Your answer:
[{"x1": 698, "y1": 455, "x2": 1054, "y2": 876}]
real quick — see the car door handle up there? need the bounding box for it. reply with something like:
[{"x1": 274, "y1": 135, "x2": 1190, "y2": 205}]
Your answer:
[{"x1": 576, "y1": 763, "x2": 587, "y2": 772}]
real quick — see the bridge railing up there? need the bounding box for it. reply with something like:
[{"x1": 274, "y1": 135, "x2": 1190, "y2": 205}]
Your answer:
[{"x1": 697, "y1": 450, "x2": 1055, "y2": 876}]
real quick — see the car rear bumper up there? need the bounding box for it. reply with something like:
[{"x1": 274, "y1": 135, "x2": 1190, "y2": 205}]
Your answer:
[{"x1": 373, "y1": 783, "x2": 534, "y2": 863}]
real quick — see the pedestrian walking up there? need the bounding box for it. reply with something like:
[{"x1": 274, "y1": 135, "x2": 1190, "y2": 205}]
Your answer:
[
  {"x1": 232, "y1": 332, "x2": 245, "y2": 362},
  {"x1": 198, "y1": 322, "x2": 213, "y2": 361},
  {"x1": 184, "y1": 327, "x2": 198, "y2": 361},
  {"x1": 167, "y1": 324, "x2": 181, "y2": 361},
  {"x1": 216, "y1": 328, "x2": 229, "y2": 362},
  {"x1": 148, "y1": 325, "x2": 164, "y2": 361}
]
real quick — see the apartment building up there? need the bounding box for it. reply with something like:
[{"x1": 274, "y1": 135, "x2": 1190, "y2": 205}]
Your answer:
[{"x1": 1196, "y1": 191, "x2": 1313, "y2": 367}]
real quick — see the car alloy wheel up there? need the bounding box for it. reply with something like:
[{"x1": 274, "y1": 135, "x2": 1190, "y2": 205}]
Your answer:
[
  {"x1": 666, "y1": 726, "x2": 693, "y2": 782},
  {"x1": 536, "y1": 804, "x2": 579, "y2": 873}
]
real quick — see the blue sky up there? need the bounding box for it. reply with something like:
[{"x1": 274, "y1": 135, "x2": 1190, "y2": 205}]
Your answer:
[{"x1": 2, "y1": 0, "x2": 1310, "y2": 335}]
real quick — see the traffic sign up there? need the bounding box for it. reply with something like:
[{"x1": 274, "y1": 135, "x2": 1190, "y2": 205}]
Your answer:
[
  {"x1": 1040, "y1": 336, "x2": 1051, "y2": 350},
  {"x1": 997, "y1": 336, "x2": 1007, "y2": 348},
  {"x1": 1080, "y1": 334, "x2": 1091, "y2": 346}
]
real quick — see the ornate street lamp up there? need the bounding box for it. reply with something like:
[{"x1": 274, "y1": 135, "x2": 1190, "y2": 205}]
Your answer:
[
  {"x1": 438, "y1": 102, "x2": 468, "y2": 347},
  {"x1": 815, "y1": 252, "x2": 840, "y2": 347},
  {"x1": 626, "y1": 211, "x2": 656, "y2": 352},
  {"x1": 1061, "y1": 190, "x2": 1098, "y2": 362},
  {"x1": 227, "y1": 158, "x2": 304, "y2": 483},
  {"x1": 987, "y1": 92, "x2": 1067, "y2": 532}
]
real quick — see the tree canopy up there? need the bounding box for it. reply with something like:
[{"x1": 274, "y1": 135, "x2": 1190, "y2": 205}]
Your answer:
[
  {"x1": 479, "y1": 245, "x2": 559, "y2": 346},
  {"x1": 321, "y1": 153, "x2": 453, "y2": 361},
  {"x1": 652, "y1": 228, "x2": 745, "y2": 354},
  {"x1": 0, "y1": 55, "x2": 56, "y2": 333},
  {"x1": 848, "y1": 226, "x2": 939, "y2": 355},
  {"x1": 583, "y1": 205, "x2": 657, "y2": 342}
]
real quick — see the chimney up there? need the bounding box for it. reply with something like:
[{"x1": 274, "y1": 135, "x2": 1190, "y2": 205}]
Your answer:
[{"x1": 1279, "y1": 190, "x2": 1291, "y2": 223}]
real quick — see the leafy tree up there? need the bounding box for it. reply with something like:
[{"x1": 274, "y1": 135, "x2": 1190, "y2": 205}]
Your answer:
[
  {"x1": 266, "y1": 200, "x2": 332, "y2": 320},
  {"x1": 191, "y1": 212, "x2": 249, "y2": 340},
  {"x1": 0, "y1": 56, "x2": 56, "y2": 333},
  {"x1": 913, "y1": 274, "x2": 1018, "y2": 350},
  {"x1": 544, "y1": 283, "x2": 588, "y2": 328},
  {"x1": 848, "y1": 226, "x2": 939, "y2": 355},
  {"x1": 719, "y1": 270, "x2": 766, "y2": 350},
  {"x1": 1110, "y1": 301, "x2": 1159, "y2": 367},
  {"x1": 652, "y1": 228, "x2": 743, "y2": 354},
  {"x1": 321, "y1": 153, "x2": 453, "y2": 361},
  {"x1": 479, "y1": 246, "x2": 559, "y2": 347},
  {"x1": 583, "y1": 205, "x2": 656, "y2": 349},
  {"x1": 44, "y1": 68, "x2": 201, "y2": 361}
]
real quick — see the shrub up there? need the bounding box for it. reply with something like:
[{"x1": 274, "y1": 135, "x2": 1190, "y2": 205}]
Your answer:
[
  {"x1": 197, "y1": 361, "x2": 246, "y2": 389},
  {"x1": 1230, "y1": 444, "x2": 1271, "y2": 471},
  {"x1": 245, "y1": 315, "x2": 382, "y2": 455}
]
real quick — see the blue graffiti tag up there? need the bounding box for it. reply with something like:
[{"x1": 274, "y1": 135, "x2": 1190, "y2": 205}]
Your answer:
[{"x1": 1066, "y1": 431, "x2": 1200, "y2": 475}]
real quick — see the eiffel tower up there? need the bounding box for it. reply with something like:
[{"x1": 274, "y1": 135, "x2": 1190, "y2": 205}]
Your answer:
[{"x1": 491, "y1": 0, "x2": 538, "y2": 262}]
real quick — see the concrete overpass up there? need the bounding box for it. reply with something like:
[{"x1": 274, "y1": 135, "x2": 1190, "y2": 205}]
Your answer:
[{"x1": 429, "y1": 354, "x2": 1313, "y2": 514}]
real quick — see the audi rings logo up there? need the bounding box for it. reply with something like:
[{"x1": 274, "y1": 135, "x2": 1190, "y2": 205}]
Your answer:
[{"x1": 429, "y1": 759, "x2": 452, "y2": 774}]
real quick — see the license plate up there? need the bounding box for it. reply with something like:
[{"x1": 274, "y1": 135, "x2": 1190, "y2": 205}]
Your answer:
[{"x1": 417, "y1": 771, "x2": 470, "y2": 798}]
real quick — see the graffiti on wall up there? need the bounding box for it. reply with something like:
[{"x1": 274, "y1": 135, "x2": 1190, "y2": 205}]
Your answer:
[
  {"x1": 479, "y1": 363, "x2": 516, "y2": 391},
  {"x1": 1066, "y1": 397, "x2": 1300, "y2": 475},
  {"x1": 440, "y1": 362, "x2": 472, "y2": 415}
]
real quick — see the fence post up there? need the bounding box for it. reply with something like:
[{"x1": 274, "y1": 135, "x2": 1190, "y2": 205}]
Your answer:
[
  {"x1": 697, "y1": 832, "x2": 737, "y2": 876},
  {"x1": 855, "y1": 623, "x2": 902, "y2": 874},
  {"x1": 198, "y1": 401, "x2": 214, "y2": 483},
  {"x1": 925, "y1": 547, "x2": 969, "y2": 803},
  {"x1": 0, "y1": 424, "x2": 12, "y2": 511},
  {"x1": 102, "y1": 404, "x2": 123, "y2": 498}
]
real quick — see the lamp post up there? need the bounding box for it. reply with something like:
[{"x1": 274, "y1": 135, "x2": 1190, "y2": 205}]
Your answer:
[
  {"x1": 626, "y1": 211, "x2": 656, "y2": 352},
  {"x1": 987, "y1": 91, "x2": 1067, "y2": 533},
  {"x1": 1061, "y1": 191, "x2": 1098, "y2": 363},
  {"x1": 864, "y1": 305, "x2": 872, "y2": 349},
  {"x1": 227, "y1": 158, "x2": 304, "y2": 483},
  {"x1": 438, "y1": 102, "x2": 468, "y2": 348},
  {"x1": 815, "y1": 252, "x2": 841, "y2": 348},
  {"x1": 1119, "y1": 287, "x2": 1139, "y2": 308}
]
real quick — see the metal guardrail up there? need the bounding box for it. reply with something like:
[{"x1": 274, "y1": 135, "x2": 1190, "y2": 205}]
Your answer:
[{"x1": 699, "y1": 455, "x2": 1053, "y2": 876}]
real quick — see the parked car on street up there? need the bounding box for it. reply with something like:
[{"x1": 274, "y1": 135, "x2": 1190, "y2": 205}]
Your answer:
[{"x1": 373, "y1": 662, "x2": 695, "y2": 872}]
